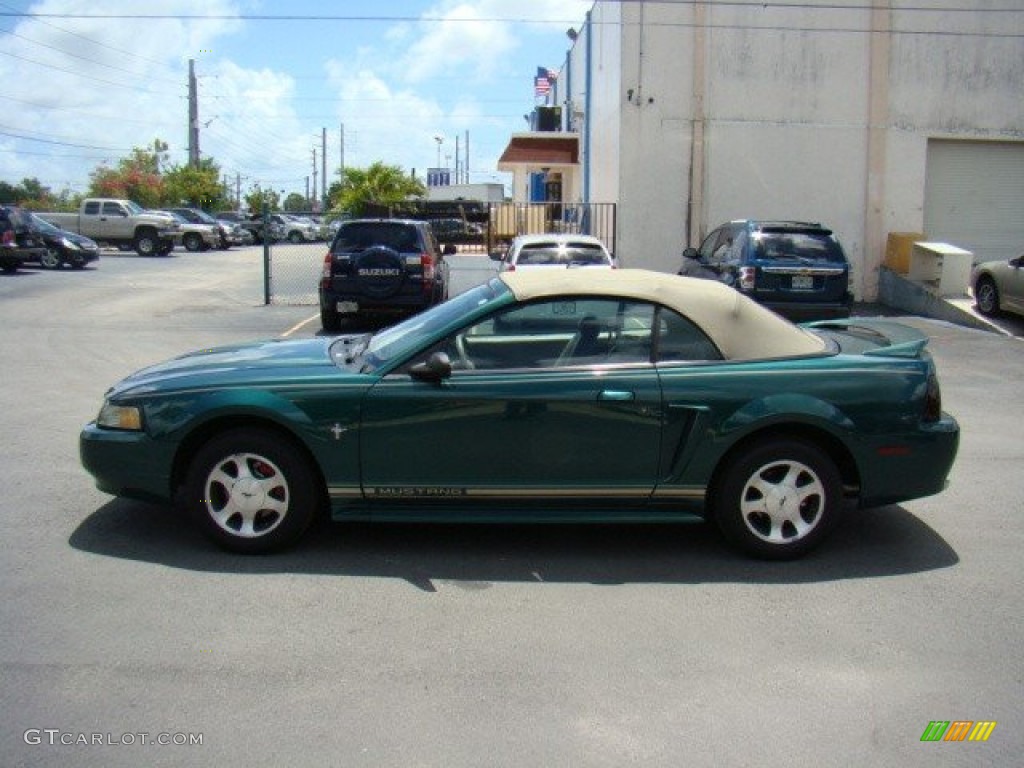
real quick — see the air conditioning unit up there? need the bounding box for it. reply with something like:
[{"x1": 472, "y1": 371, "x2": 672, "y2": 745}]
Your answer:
[{"x1": 532, "y1": 106, "x2": 562, "y2": 132}]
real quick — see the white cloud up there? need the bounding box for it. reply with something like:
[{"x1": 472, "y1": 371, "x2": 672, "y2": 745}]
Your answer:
[{"x1": 1, "y1": 0, "x2": 595, "y2": 198}]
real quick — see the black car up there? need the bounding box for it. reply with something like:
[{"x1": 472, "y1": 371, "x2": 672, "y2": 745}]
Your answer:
[
  {"x1": 319, "y1": 219, "x2": 454, "y2": 331},
  {"x1": 680, "y1": 220, "x2": 852, "y2": 320},
  {"x1": 28, "y1": 213, "x2": 100, "y2": 269},
  {"x1": 0, "y1": 205, "x2": 46, "y2": 273}
]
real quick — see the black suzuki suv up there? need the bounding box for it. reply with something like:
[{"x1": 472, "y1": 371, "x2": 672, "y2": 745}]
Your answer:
[
  {"x1": 679, "y1": 220, "x2": 852, "y2": 320},
  {"x1": 319, "y1": 219, "x2": 454, "y2": 332}
]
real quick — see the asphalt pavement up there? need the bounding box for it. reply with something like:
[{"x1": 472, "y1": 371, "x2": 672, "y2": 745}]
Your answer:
[{"x1": 0, "y1": 245, "x2": 1021, "y2": 767}]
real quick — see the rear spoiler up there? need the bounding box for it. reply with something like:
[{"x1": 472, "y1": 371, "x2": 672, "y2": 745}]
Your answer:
[{"x1": 803, "y1": 319, "x2": 929, "y2": 358}]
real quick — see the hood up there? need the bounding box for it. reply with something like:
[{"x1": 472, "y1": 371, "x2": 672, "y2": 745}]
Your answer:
[{"x1": 108, "y1": 336, "x2": 353, "y2": 398}]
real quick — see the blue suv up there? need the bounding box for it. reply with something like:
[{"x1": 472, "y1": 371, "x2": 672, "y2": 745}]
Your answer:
[{"x1": 680, "y1": 220, "x2": 852, "y2": 320}]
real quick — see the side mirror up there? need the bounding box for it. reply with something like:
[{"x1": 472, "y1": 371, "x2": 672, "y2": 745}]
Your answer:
[
  {"x1": 489, "y1": 250, "x2": 505, "y2": 262},
  {"x1": 682, "y1": 247, "x2": 700, "y2": 260},
  {"x1": 442, "y1": 243, "x2": 457, "y2": 256},
  {"x1": 410, "y1": 351, "x2": 452, "y2": 383}
]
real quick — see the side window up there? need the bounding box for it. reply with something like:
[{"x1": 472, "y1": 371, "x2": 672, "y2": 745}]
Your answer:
[
  {"x1": 654, "y1": 308, "x2": 723, "y2": 363},
  {"x1": 101, "y1": 202, "x2": 124, "y2": 216},
  {"x1": 413, "y1": 299, "x2": 657, "y2": 372},
  {"x1": 697, "y1": 227, "x2": 723, "y2": 261},
  {"x1": 83, "y1": 201, "x2": 100, "y2": 215}
]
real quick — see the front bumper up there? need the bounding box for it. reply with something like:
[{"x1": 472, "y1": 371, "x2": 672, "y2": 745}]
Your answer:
[{"x1": 80, "y1": 423, "x2": 175, "y2": 504}]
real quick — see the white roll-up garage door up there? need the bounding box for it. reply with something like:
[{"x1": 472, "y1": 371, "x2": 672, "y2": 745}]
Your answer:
[{"x1": 924, "y1": 140, "x2": 1024, "y2": 264}]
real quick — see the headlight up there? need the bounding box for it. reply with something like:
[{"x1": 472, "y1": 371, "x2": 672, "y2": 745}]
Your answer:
[
  {"x1": 61, "y1": 237, "x2": 80, "y2": 250},
  {"x1": 96, "y1": 402, "x2": 143, "y2": 431}
]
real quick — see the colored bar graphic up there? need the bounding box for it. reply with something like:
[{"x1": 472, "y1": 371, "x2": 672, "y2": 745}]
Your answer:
[
  {"x1": 968, "y1": 722, "x2": 997, "y2": 742},
  {"x1": 944, "y1": 721, "x2": 973, "y2": 741},
  {"x1": 920, "y1": 720, "x2": 996, "y2": 743}
]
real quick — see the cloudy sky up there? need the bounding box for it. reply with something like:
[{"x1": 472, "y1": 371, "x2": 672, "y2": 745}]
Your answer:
[{"x1": 0, "y1": 0, "x2": 592, "y2": 202}]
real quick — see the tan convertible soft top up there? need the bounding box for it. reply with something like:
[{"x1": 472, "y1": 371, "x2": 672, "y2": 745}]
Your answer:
[{"x1": 499, "y1": 268, "x2": 828, "y2": 360}]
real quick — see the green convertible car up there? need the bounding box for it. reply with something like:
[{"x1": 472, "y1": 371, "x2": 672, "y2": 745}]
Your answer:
[{"x1": 80, "y1": 269, "x2": 959, "y2": 559}]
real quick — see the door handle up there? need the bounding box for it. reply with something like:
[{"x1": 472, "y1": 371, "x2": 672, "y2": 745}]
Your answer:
[{"x1": 598, "y1": 390, "x2": 635, "y2": 402}]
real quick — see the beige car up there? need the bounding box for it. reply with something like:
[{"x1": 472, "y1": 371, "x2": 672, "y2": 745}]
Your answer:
[{"x1": 972, "y1": 253, "x2": 1024, "y2": 318}]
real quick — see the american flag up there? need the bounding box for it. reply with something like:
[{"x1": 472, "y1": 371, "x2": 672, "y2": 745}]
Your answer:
[{"x1": 534, "y1": 66, "x2": 556, "y2": 97}]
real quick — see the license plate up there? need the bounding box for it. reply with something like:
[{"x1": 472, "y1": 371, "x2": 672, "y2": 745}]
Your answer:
[
  {"x1": 791, "y1": 275, "x2": 814, "y2": 290},
  {"x1": 337, "y1": 301, "x2": 358, "y2": 313}
]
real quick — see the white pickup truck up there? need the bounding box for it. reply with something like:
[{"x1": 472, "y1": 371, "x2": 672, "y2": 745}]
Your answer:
[{"x1": 39, "y1": 199, "x2": 180, "y2": 256}]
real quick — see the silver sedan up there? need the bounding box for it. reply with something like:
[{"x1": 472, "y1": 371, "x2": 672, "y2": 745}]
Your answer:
[{"x1": 972, "y1": 253, "x2": 1024, "y2": 318}]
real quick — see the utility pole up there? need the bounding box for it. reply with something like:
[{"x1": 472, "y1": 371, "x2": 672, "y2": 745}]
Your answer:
[
  {"x1": 311, "y1": 148, "x2": 318, "y2": 210},
  {"x1": 465, "y1": 130, "x2": 470, "y2": 184},
  {"x1": 339, "y1": 123, "x2": 345, "y2": 174},
  {"x1": 188, "y1": 59, "x2": 200, "y2": 167},
  {"x1": 321, "y1": 127, "x2": 327, "y2": 211}
]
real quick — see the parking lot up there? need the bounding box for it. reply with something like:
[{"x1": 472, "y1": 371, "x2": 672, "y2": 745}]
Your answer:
[{"x1": 1, "y1": 246, "x2": 1021, "y2": 767}]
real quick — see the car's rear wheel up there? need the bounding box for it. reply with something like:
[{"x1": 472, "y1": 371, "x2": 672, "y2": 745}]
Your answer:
[
  {"x1": 713, "y1": 438, "x2": 841, "y2": 559},
  {"x1": 40, "y1": 247, "x2": 62, "y2": 269},
  {"x1": 288, "y1": 230, "x2": 303, "y2": 243},
  {"x1": 183, "y1": 428, "x2": 321, "y2": 553},
  {"x1": 975, "y1": 276, "x2": 1000, "y2": 316},
  {"x1": 183, "y1": 232, "x2": 203, "y2": 252}
]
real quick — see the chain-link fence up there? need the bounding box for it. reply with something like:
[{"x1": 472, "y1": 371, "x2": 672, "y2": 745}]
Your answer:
[{"x1": 263, "y1": 202, "x2": 616, "y2": 306}]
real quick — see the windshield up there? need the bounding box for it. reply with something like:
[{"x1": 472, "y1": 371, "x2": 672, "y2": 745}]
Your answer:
[
  {"x1": 191, "y1": 210, "x2": 217, "y2": 224},
  {"x1": 124, "y1": 201, "x2": 144, "y2": 215},
  {"x1": 30, "y1": 214, "x2": 60, "y2": 235},
  {"x1": 362, "y1": 280, "x2": 507, "y2": 371},
  {"x1": 516, "y1": 242, "x2": 611, "y2": 266}
]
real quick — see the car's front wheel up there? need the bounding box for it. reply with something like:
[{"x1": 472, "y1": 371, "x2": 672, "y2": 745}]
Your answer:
[
  {"x1": 183, "y1": 233, "x2": 203, "y2": 252},
  {"x1": 183, "y1": 428, "x2": 321, "y2": 553},
  {"x1": 975, "y1": 276, "x2": 1000, "y2": 316},
  {"x1": 713, "y1": 438, "x2": 842, "y2": 559},
  {"x1": 40, "y1": 247, "x2": 62, "y2": 269}
]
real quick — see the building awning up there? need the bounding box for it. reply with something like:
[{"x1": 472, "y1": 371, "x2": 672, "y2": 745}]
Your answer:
[{"x1": 498, "y1": 134, "x2": 579, "y2": 171}]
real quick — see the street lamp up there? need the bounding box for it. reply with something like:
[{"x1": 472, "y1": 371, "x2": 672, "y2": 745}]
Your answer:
[{"x1": 433, "y1": 135, "x2": 443, "y2": 168}]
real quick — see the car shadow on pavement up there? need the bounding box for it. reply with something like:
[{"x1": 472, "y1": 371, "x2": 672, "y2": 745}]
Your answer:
[{"x1": 69, "y1": 499, "x2": 959, "y2": 591}]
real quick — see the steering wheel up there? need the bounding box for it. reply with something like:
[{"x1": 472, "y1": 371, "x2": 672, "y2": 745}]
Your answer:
[{"x1": 454, "y1": 333, "x2": 475, "y2": 370}]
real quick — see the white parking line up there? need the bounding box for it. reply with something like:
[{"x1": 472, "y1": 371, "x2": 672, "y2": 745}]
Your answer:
[{"x1": 281, "y1": 314, "x2": 319, "y2": 338}]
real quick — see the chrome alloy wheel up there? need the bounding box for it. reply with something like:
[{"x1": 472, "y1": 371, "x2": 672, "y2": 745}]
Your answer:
[
  {"x1": 739, "y1": 459, "x2": 826, "y2": 544},
  {"x1": 203, "y1": 452, "x2": 290, "y2": 538}
]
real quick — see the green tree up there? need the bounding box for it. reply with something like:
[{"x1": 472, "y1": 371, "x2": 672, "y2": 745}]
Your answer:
[
  {"x1": 243, "y1": 185, "x2": 280, "y2": 213},
  {"x1": 0, "y1": 177, "x2": 60, "y2": 208},
  {"x1": 87, "y1": 139, "x2": 169, "y2": 207},
  {"x1": 282, "y1": 193, "x2": 308, "y2": 212},
  {"x1": 328, "y1": 162, "x2": 425, "y2": 216},
  {"x1": 162, "y1": 158, "x2": 227, "y2": 210}
]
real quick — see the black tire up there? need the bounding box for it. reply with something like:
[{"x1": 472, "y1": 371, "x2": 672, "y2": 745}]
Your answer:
[
  {"x1": 320, "y1": 304, "x2": 342, "y2": 333},
  {"x1": 157, "y1": 240, "x2": 175, "y2": 256},
  {"x1": 183, "y1": 233, "x2": 203, "y2": 252},
  {"x1": 40, "y1": 247, "x2": 62, "y2": 269},
  {"x1": 182, "y1": 428, "x2": 321, "y2": 554},
  {"x1": 975, "y1": 276, "x2": 1000, "y2": 316},
  {"x1": 288, "y1": 230, "x2": 303, "y2": 244},
  {"x1": 134, "y1": 230, "x2": 159, "y2": 256},
  {"x1": 712, "y1": 438, "x2": 842, "y2": 560}
]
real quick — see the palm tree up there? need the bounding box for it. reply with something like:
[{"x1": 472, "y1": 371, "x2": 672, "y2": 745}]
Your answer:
[{"x1": 328, "y1": 162, "x2": 425, "y2": 217}]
